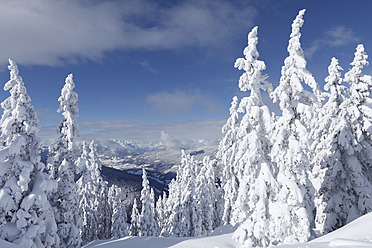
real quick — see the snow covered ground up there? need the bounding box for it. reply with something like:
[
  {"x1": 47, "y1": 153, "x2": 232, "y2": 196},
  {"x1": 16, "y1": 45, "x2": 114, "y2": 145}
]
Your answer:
[{"x1": 82, "y1": 212, "x2": 372, "y2": 248}]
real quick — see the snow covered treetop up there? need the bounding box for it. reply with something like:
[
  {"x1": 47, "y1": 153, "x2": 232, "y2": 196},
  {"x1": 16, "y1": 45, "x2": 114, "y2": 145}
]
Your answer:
[
  {"x1": 234, "y1": 26, "x2": 271, "y2": 99},
  {"x1": 287, "y1": 9, "x2": 306, "y2": 63},
  {"x1": 345, "y1": 44, "x2": 372, "y2": 105},
  {"x1": 4, "y1": 59, "x2": 26, "y2": 93},
  {"x1": 221, "y1": 96, "x2": 239, "y2": 139},
  {"x1": 290, "y1": 9, "x2": 305, "y2": 39},
  {"x1": 347, "y1": 44, "x2": 369, "y2": 80},
  {"x1": 55, "y1": 73, "x2": 79, "y2": 151},
  {"x1": 345, "y1": 44, "x2": 371, "y2": 87},
  {"x1": 324, "y1": 57, "x2": 345, "y2": 109},
  {"x1": 324, "y1": 57, "x2": 343, "y2": 92},
  {"x1": 273, "y1": 8, "x2": 321, "y2": 114},
  {"x1": 58, "y1": 73, "x2": 79, "y2": 116},
  {"x1": 353, "y1": 44, "x2": 369, "y2": 67},
  {"x1": 5, "y1": 59, "x2": 21, "y2": 91},
  {"x1": 0, "y1": 59, "x2": 39, "y2": 141}
]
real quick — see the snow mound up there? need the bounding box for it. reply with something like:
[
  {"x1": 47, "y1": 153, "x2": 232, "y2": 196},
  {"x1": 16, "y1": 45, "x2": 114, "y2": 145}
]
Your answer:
[{"x1": 311, "y1": 212, "x2": 372, "y2": 244}]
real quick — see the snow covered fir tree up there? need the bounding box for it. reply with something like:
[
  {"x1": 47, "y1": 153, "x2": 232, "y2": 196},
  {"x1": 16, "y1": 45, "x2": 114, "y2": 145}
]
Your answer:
[
  {"x1": 0, "y1": 60, "x2": 59, "y2": 247},
  {"x1": 47, "y1": 73, "x2": 82, "y2": 247},
  {"x1": 1, "y1": 7, "x2": 372, "y2": 248}
]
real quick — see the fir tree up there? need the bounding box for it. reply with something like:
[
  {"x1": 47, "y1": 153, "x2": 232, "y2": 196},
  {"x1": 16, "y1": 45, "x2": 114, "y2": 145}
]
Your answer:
[
  {"x1": 344, "y1": 44, "x2": 372, "y2": 182},
  {"x1": 77, "y1": 141, "x2": 110, "y2": 243},
  {"x1": 88, "y1": 141, "x2": 111, "y2": 240},
  {"x1": 270, "y1": 9, "x2": 317, "y2": 244},
  {"x1": 162, "y1": 177, "x2": 180, "y2": 237},
  {"x1": 196, "y1": 156, "x2": 218, "y2": 235},
  {"x1": 311, "y1": 58, "x2": 348, "y2": 234},
  {"x1": 0, "y1": 59, "x2": 59, "y2": 248},
  {"x1": 325, "y1": 44, "x2": 372, "y2": 225},
  {"x1": 228, "y1": 26, "x2": 283, "y2": 247},
  {"x1": 311, "y1": 57, "x2": 345, "y2": 151},
  {"x1": 155, "y1": 193, "x2": 166, "y2": 236},
  {"x1": 47, "y1": 73, "x2": 82, "y2": 248},
  {"x1": 110, "y1": 185, "x2": 129, "y2": 239},
  {"x1": 312, "y1": 84, "x2": 372, "y2": 234},
  {"x1": 163, "y1": 152, "x2": 185, "y2": 237},
  {"x1": 163, "y1": 151, "x2": 203, "y2": 237},
  {"x1": 77, "y1": 142, "x2": 98, "y2": 244},
  {"x1": 130, "y1": 199, "x2": 140, "y2": 236},
  {"x1": 230, "y1": 25, "x2": 273, "y2": 225},
  {"x1": 218, "y1": 96, "x2": 240, "y2": 224},
  {"x1": 178, "y1": 151, "x2": 202, "y2": 237},
  {"x1": 138, "y1": 169, "x2": 157, "y2": 236}
]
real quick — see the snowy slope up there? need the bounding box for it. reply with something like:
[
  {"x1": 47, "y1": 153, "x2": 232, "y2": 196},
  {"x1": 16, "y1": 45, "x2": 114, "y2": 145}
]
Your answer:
[
  {"x1": 309, "y1": 212, "x2": 372, "y2": 247},
  {"x1": 85, "y1": 213, "x2": 372, "y2": 248}
]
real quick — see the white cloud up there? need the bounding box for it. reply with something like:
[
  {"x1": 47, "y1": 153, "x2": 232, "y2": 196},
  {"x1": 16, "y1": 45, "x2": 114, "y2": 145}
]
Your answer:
[
  {"x1": 305, "y1": 26, "x2": 360, "y2": 58},
  {"x1": 326, "y1": 26, "x2": 359, "y2": 47},
  {"x1": 159, "y1": 131, "x2": 184, "y2": 150},
  {"x1": 146, "y1": 89, "x2": 221, "y2": 117},
  {"x1": 0, "y1": 0, "x2": 256, "y2": 66}
]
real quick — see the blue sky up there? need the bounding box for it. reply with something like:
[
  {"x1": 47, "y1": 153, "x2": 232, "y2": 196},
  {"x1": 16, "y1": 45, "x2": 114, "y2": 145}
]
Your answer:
[{"x1": 0, "y1": 0, "x2": 371, "y2": 142}]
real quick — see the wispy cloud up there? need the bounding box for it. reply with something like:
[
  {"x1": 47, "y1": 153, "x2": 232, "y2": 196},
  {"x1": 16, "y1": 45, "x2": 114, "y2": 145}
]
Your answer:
[
  {"x1": 326, "y1": 26, "x2": 359, "y2": 47},
  {"x1": 146, "y1": 89, "x2": 221, "y2": 117},
  {"x1": 305, "y1": 26, "x2": 360, "y2": 58},
  {"x1": 159, "y1": 131, "x2": 184, "y2": 150},
  {"x1": 134, "y1": 59, "x2": 158, "y2": 74},
  {"x1": 0, "y1": 0, "x2": 256, "y2": 66}
]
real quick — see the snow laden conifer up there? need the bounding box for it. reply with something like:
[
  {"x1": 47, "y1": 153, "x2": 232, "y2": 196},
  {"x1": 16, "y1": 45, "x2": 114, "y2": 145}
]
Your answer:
[
  {"x1": 162, "y1": 173, "x2": 181, "y2": 237},
  {"x1": 77, "y1": 140, "x2": 110, "y2": 243},
  {"x1": 155, "y1": 193, "x2": 167, "y2": 236},
  {"x1": 47, "y1": 73, "x2": 82, "y2": 248},
  {"x1": 226, "y1": 26, "x2": 281, "y2": 247},
  {"x1": 88, "y1": 141, "x2": 112, "y2": 240},
  {"x1": 318, "y1": 44, "x2": 372, "y2": 225},
  {"x1": 230, "y1": 25, "x2": 273, "y2": 224},
  {"x1": 311, "y1": 58, "x2": 345, "y2": 234},
  {"x1": 163, "y1": 151, "x2": 203, "y2": 237},
  {"x1": 196, "y1": 156, "x2": 219, "y2": 235},
  {"x1": 99, "y1": 185, "x2": 112, "y2": 239},
  {"x1": 178, "y1": 151, "x2": 202, "y2": 237},
  {"x1": 344, "y1": 44, "x2": 372, "y2": 182},
  {"x1": 162, "y1": 152, "x2": 185, "y2": 237},
  {"x1": 0, "y1": 59, "x2": 59, "y2": 247},
  {"x1": 130, "y1": 199, "x2": 140, "y2": 236},
  {"x1": 270, "y1": 9, "x2": 318, "y2": 244},
  {"x1": 138, "y1": 169, "x2": 157, "y2": 236},
  {"x1": 311, "y1": 57, "x2": 345, "y2": 172},
  {"x1": 110, "y1": 185, "x2": 129, "y2": 239},
  {"x1": 150, "y1": 188, "x2": 159, "y2": 236},
  {"x1": 77, "y1": 142, "x2": 99, "y2": 244},
  {"x1": 311, "y1": 57, "x2": 345, "y2": 147},
  {"x1": 218, "y1": 96, "x2": 240, "y2": 224},
  {"x1": 310, "y1": 57, "x2": 372, "y2": 235}
]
